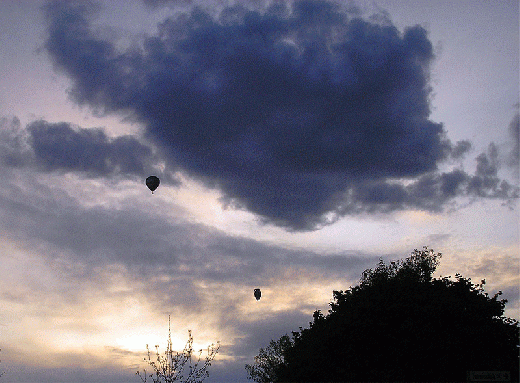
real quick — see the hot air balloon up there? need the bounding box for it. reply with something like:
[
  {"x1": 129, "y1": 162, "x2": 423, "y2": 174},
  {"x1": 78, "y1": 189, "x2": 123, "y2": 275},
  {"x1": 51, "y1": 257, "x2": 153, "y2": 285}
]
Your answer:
[
  {"x1": 146, "y1": 175, "x2": 160, "y2": 193},
  {"x1": 254, "y1": 288, "x2": 261, "y2": 301}
]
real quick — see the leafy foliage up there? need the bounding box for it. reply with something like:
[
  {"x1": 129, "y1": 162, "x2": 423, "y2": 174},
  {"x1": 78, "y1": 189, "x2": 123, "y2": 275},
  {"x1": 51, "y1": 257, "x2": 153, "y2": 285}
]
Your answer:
[
  {"x1": 137, "y1": 317, "x2": 220, "y2": 383},
  {"x1": 247, "y1": 247, "x2": 519, "y2": 382},
  {"x1": 245, "y1": 335, "x2": 293, "y2": 383}
]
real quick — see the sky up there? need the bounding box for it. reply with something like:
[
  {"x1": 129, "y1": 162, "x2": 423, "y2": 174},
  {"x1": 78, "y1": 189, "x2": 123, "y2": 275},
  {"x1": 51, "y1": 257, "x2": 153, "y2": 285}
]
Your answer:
[{"x1": 0, "y1": 0, "x2": 518, "y2": 382}]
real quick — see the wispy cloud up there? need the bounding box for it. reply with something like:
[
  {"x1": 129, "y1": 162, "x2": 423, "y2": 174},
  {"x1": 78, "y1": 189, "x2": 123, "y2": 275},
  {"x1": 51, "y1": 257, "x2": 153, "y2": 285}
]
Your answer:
[{"x1": 0, "y1": 163, "x2": 378, "y2": 379}]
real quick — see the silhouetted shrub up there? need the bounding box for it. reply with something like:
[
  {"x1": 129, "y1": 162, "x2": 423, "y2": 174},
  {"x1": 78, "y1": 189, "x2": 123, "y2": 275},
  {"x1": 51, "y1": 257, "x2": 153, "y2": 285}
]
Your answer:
[{"x1": 137, "y1": 316, "x2": 220, "y2": 383}]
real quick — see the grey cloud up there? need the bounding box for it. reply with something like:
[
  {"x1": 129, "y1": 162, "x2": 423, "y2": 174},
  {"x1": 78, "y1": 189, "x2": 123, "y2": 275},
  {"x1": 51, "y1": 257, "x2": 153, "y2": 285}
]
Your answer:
[
  {"x1": 0, "y1": 164, "x2": 378, "y2": 383},
  {"x1": 228, "y1": 310, "x2": 312, "y2": 357},
  {"x1": 27, "y1": 120, "x2": 154, "y2": 177},
  {"x1": 337, "y1": 161, "x2": 517, "y2": 215},
  {"x1": 500, "y1": 285, "x2": 520, "y2": 314},
  {"x1": 1, "y1": 160, "x2": 515, "y2": 382},
  {"x1": 143, "y1": 0, "x2": 193, "y2": 7},
  {"x1": 0, "y1": 166, "x2": 374, "y2": 311},
  {"x1": 0, "y1": 362, "x2": 137, "y2": 383},
  {"x1": 425, "y1": 233, "x2": 451, "y2": 245},
  {"x1": 0, "y1": 117, "x2": 32, "y2": 167},
  {"x1": 438, "y1": 169, "x2": 467, "y2": 197},
  {"x1": 507, "y1": 113, "x2": 519, "y2": 173},
  {"x1": 467, "y1": 143, "x2": 518, "y2": 200},
  {"x1": 42, "y1": 0, "x2": 517, "y2": 230},
  {"x1": 450, "y1": 140, "x2": 472, "y2": 160}
]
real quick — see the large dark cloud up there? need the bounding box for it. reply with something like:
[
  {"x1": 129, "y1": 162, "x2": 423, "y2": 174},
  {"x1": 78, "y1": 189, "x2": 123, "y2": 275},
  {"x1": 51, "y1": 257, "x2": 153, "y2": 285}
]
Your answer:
[{"x1": 42, "y1": 0, "x2": 518, "y2": 230}]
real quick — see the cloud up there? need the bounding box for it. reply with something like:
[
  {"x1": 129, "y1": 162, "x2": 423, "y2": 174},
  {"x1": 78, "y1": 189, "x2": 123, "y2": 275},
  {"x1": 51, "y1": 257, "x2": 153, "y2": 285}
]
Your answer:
[
  {"x1": 42, "y1": 0, "x2": 518, "y2": 230},
  {"x1": 142, "y1": 0, "x2": 193, "y2": 7},
  {"x1": 0, "y1": 167, "x2": 374, "y2": 309},
  {"x1": 450, "y1": 140, "x2": 472, "y2": 160},
  {"x1": 0, "y1": 164, "x2": 378, "y2": 381},
  {"x1": 0, "y1": 117, "x2": 184, "y2": 185},
  {"x1": 0, "y1": 117, "x2": 31, "y2": 167},
  {"x1": 0, "y1": 155, "x2": 516, "y2": 382},
  {"x1": 506, "y1": 112, "x2": 519, "y2": 176},
  {"x1": 26, "y1": 120, "x2": 154, "y2": 177}
]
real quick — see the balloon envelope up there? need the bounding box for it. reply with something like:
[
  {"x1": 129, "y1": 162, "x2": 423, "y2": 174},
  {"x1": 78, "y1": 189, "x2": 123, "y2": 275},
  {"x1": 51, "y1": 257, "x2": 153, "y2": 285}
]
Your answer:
[
  {"x1": 146, "y1": 176, "x2": 160, "y2": 192},
  {"x1": 254, "y1": 288, "x2": 261, "y2": 301}
]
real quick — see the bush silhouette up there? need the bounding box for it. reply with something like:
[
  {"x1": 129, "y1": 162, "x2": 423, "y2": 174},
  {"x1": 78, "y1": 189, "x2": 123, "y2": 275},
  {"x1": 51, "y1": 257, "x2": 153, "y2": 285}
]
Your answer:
[
  {"x1": 137, "y1": 316, "x2": 220, "y2": 383},
  {"x1": 246, "y1": 248, "x2": 519, "y2": 382}
]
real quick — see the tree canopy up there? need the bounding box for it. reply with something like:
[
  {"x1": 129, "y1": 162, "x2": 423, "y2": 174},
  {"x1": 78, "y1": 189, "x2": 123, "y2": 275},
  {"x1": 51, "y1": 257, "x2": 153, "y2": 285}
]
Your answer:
[{"x1": 246, "y1": 248, "x2": 519, "y2": 382}]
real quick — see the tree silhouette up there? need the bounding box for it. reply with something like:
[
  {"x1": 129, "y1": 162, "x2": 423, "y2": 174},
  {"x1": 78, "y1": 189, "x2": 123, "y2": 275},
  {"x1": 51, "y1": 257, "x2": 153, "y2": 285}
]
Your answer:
[
  {"x1": 245, "y1": 335, "x2": 294, "y2": 383},
  {"x1": 246, "y1": 247, "x2": 519, "y2": 382},
  {"x1": 137, "y1": 316, "x2": 220, "y2": 383}
]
